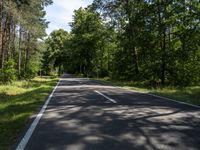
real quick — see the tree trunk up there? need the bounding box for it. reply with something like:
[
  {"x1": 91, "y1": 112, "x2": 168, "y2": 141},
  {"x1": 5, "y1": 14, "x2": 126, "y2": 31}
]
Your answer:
[
  {"x1": 0, "y1": 0, "x2": 5, "y2": 69},
  {"x1": 25, "y1": 32, "x2": 30, "y2": 70},
  {"x1": 7, "y1": 14, "x2": 11, "y2": 59},
  {"x1": 11, "y1": 19, "x2": 16, "y2": 58},
  {"x1": 18, "y1": 26, "x2": 22, "y2": 76},
  {"x1": 132, "y1": 47, "x2": 139, "y2": 74},
  {"x1": 157, "y1": 0, "x2": 166, "y2": 85},
  {"x1": 161, "y1": 30, "x2": 166, "y2": 85},
  {"x1": 0, "y1": 0, "x2": 2, "y2": 68},
  {"x1": 125, "y1": 0, "x2": 139, "y2": 75}
]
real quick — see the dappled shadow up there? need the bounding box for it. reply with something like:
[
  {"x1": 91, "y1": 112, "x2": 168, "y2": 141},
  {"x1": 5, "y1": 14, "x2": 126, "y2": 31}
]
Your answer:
[
  {"x1": 0, "y1": 87, "x2": 52, "y2": 149},
  {"x1": 0, "y1": 88, "x2": 50, "y2": 115},
  {"x1": 59, "y1": 73, "x2": 111, "y2": 87},
  {"x1": 99, "y1": 88, "x2": 200, "y2": 111},
  {"x1": 0, "y1": 79, "x2": 57, "y2": 149},
  {"x1": 58, "y1": 78, "x2": 110, "y2": 87},
  {"x1": 25, "y1": 77, "x2": 200, "y2": 150}
]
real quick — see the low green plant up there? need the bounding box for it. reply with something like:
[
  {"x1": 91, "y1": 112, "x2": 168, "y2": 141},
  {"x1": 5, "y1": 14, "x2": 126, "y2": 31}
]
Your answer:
[{"x1": 0, "y1": 59, "x2": 17, "y2": 83}]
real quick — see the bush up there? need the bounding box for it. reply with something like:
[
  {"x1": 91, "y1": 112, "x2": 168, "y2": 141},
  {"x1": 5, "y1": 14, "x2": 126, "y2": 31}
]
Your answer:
[
  {"x1": 0, "y1": 59, "x2": 17, "y2": 83},
  {"x1": 21, "y1": 61, "x2": 40, "y2": 80}
]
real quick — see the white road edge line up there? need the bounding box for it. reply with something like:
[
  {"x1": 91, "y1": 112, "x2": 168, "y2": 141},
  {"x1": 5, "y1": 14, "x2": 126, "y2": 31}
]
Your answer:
[
  {"x1": 95, "y1": 90, "x2": 117, "y2": 104},
  {"x1": 122, "y1": 87, "x2": 200, "y2": 109},
  {"x1": 147, "y1": 93, "x2": 200, "y2": 109},
  {"x1": 16, "y1": 79, "x2": 61, "y2": 150},
  {"x1": 90, "y1": 78, "x2": 200, "y2": 109}
]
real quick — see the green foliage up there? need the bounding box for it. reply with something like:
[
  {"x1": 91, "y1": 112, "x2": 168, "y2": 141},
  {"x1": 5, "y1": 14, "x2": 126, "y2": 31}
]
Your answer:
[
  {"x1": 70, "y1": 7, "x2": 105, "y2": 76},
  {"x1": 42, "y1": 29, "x2": 70, "y2": 75},
  {"x1": 22, "y1": 60, "x2": 40, "y2": 80},
  {"x1": 0, "y1": 0, "x2": 53, "y2": 82},
  {"x1": 0, "y1": 59, "x2": 17, "y2": 83},
  {"x1": 43, "y1": 0, "x2": 200, "y2": 87},
  {"x1": 92, "y1": 0, "x2": 200, "y2": 86}
]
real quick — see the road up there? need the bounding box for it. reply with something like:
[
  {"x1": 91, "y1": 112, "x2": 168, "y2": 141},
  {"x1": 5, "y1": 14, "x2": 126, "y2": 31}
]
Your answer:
[{"x1": 16, "y1": 74, "x2": 200, "y2": 150}]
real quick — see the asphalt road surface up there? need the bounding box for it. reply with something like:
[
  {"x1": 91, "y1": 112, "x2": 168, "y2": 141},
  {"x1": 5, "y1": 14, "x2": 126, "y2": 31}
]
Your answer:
[{"x1": 16, "y1": 74, "x2": 200, "y2": 150}]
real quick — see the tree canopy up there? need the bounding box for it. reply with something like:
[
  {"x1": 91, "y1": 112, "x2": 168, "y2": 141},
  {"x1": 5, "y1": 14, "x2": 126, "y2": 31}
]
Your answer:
[
  {"x1": 1, "y1": 0, "x2": 199, "y2": 86},
  {"x1": 43, "y1": 1, "x2": 200, "y2": 86}
]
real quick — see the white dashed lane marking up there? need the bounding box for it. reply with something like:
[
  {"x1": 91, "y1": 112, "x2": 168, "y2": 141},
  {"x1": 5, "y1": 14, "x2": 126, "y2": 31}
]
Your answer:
[{"x1": 95, "y1": 90, "x2": 117, "y2": 104}]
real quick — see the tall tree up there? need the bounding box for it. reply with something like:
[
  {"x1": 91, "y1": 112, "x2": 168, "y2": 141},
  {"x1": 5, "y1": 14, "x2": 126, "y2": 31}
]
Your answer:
[
  {"x1": 0, "y1": 0, "x2": 53, "y2": 82},
  {"x1": 70, "y1": 7, "x2": 104, "y2": 76}
]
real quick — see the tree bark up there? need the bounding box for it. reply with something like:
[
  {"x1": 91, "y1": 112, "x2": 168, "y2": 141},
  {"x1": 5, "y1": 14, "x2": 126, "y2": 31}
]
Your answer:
[
  {"x1": 0, "y1": 0, "x2": 2, "y2": 68},
  {"x1": 18, "y1": 26, "x2": 22, "y2": 76},
  {"x1": 25, "y1": 32, "x2": 30, "y2": 70},
  {"x1": 0, "y1": 0, "x2": 5, "y2": 69},
  {"x1": 161, "y1": 30, "x2": 166, "y2": 85}
]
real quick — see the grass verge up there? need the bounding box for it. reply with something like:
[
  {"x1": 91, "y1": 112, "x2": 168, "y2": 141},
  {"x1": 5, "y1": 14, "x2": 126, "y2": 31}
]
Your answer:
[
  {"x1": 0, "y1": 76, "x2": 58, "y2": 150},
  {"x1": 93, "y1": 78, "x2": 200, "y2": 106}
]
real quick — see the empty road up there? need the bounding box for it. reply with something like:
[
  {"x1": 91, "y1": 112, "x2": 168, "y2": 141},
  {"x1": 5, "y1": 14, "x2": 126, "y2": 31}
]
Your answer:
[{"x1": 16, "y1": 74, "x2": 200, "y2": 150}]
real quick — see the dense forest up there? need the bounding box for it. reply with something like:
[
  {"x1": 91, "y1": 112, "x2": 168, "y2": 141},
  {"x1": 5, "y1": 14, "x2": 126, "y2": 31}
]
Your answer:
[
  {"x1": 1, "y1": 0, "x2": 200, "y2": 86},
  {"x1": 0, "y1": 0, "x2": 52, "y2": 82},
  {"x1": 44, "y1": 0, "x2": 200, "y2": 86}
]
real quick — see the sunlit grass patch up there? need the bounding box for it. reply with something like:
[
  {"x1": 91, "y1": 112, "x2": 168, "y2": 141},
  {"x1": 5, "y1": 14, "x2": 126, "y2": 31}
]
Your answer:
[
  {"x1": 123, "y1": 85, "x2": 200, "y2": 105},
  {"x1": 0, "y1": 76, "x2": 58, "y2": 149},
  {"x1": 151, "y1": 86, "x2": 200, "y2": 105}
]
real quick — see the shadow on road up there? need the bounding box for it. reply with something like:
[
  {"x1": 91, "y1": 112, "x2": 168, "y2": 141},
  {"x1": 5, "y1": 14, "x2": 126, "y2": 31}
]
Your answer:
[{"x1": 26, "y1": 78, "x2": 200, "y2": 150}]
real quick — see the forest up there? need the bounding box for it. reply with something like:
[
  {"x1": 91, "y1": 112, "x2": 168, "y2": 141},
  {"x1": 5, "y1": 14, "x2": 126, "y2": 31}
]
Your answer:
[
  {"x1": 1, "y1": 0, "x2": 200, "y2": 86},
  {"x1": 0, "y1": 0, "x2": 52, "y2": 82}
]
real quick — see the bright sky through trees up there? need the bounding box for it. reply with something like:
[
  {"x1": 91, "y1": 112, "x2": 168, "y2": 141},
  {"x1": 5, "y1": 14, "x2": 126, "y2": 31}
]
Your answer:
[{"x1": 45, "y1": 0, "x2": 93, "y2": 34}]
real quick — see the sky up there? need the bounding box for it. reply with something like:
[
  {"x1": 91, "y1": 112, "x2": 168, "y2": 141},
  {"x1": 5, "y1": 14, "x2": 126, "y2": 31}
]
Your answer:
[{"x1": 45, "y1": 0, "x2": 93, "y2": 35}]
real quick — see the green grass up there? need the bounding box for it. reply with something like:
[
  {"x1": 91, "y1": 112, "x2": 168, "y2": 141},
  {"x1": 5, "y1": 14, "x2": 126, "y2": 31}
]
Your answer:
[
  {"x1": 150, "y1": 86, "x2": 200, "y2": 105},
  {"x1": 0, "y1": 76, "x2": 58, "y2": 150},
  {"x1": 93, "y1": 78, "x2": 200, "y2": 106}
]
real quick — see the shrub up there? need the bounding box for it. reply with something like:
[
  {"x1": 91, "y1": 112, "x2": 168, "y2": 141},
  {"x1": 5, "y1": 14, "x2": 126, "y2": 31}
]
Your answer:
[
  {"x1": 0, "y1": 59, "x2": 17, "y2": 83},
  {"x1": 21, "y1": 60, "x2": 40, "y2": 80}
]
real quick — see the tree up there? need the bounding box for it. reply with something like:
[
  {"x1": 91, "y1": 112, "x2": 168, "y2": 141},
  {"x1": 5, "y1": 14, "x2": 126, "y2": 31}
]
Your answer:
[
  {"x1": 43, "y1": 0, "x2": 199, "y2": 86},
  {"x1": 70, "y1": 7, "x2": 105, "y2": 77},
  {"x1": 0, "y1": 0, "x2": 52, "y2": 82},
  {"x1": 42, "y1": 29, "x2": 70, "y2": 75},
  {"x1": 92, "y1": 0, "x2": 200, "y2": 85}
]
